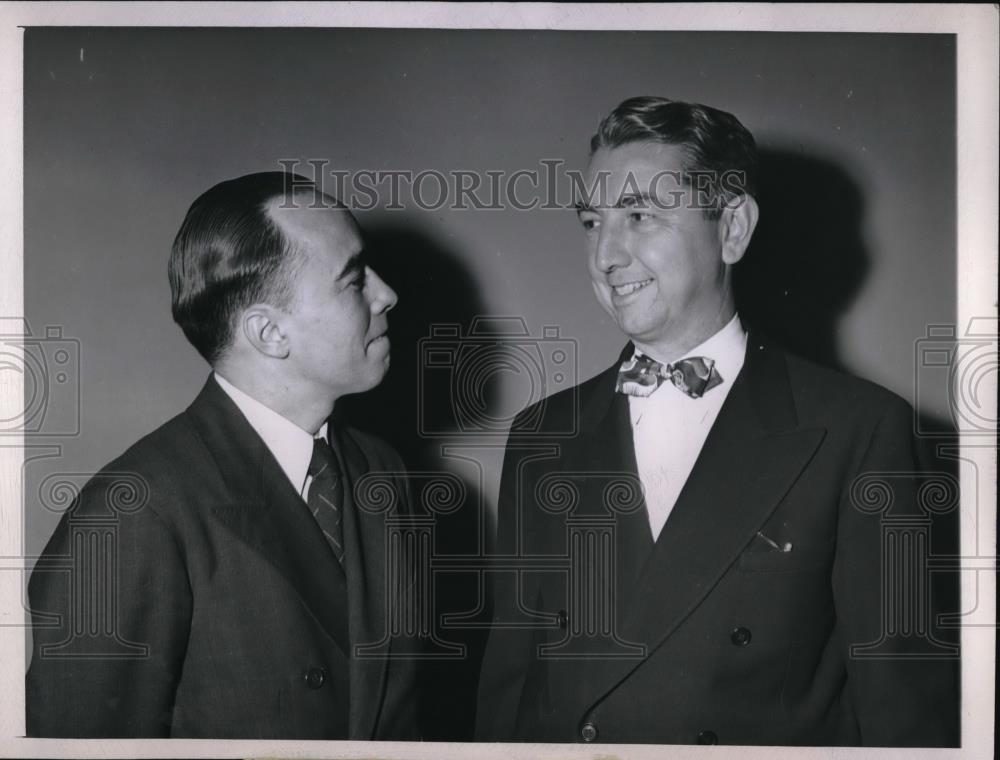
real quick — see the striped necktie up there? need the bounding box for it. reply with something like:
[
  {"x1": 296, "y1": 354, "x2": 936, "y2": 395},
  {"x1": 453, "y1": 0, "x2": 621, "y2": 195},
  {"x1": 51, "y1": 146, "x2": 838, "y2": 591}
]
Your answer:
[{"x1": 307, "y1": 437, "x2": 345, "y2": 563}]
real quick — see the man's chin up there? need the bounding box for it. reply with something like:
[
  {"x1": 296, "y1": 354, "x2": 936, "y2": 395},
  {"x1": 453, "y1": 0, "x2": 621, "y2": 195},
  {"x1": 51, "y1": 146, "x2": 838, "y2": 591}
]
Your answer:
[
  {"x1": 614, "y1": 316, "x2": 653, "y2": 344},
  {"x1": 369, "y1": 355, "x2": 392, "y2": 385}
]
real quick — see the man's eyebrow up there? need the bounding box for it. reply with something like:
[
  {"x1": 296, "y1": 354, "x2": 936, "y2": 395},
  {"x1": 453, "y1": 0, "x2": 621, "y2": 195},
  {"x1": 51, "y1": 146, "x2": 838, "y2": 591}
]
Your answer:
[
  {"x1": 574, "y1": 192, "x2": 658, "y2": 213},
  {"x1": 335, "y1": 251, "x2": 366, "y2": 281},
  {"x1": 617, "y1": 192, "x2": 655, "y2": 209}
]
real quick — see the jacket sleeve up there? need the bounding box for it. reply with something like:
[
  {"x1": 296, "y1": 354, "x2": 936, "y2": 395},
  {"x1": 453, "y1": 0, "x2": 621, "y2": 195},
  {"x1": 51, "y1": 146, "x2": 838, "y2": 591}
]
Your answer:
[
  {"x1": 26, "y1": 478, "x2": 192, "y2": 737},
  {"x1": 832, "y1": 396, "x2": 960, "y2": 746}
]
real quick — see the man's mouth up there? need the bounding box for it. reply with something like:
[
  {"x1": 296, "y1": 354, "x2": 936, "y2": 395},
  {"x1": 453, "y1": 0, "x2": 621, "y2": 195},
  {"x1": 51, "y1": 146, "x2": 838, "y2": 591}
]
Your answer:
[{"x1": 611, "y1": 279, "x2": 653, "y2": 297}]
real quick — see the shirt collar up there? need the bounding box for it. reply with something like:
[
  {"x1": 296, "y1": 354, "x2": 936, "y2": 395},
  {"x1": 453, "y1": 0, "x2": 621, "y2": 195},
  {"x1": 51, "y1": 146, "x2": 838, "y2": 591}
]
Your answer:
[
  {"x1": 213, "y1": 372, "x2": 328, "y2": 495},
  {"x1": 633, "y1": 313, "x2": 748, "y2": 390}
]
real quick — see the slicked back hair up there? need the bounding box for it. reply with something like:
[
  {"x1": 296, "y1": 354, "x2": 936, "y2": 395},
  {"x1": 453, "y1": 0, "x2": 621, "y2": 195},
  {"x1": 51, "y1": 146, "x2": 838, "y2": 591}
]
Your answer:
[
  {"x1": 168, "y1": 172, "x2": 324, "y2": 364},
  {"x1": 590, "y1": 96, "x2": 758, "y2": 218}
]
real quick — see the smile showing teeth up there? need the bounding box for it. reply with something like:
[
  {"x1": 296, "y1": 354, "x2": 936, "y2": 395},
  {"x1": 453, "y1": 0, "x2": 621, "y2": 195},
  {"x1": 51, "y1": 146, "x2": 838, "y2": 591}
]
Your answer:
[{"x1": 612, "y1": 279, "x2": 652, "y2": 297}]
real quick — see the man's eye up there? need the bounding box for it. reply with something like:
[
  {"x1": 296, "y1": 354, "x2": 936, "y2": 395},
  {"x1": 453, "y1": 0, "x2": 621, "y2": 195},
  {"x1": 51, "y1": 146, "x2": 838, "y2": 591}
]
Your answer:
[
  {"x1": 350, "y1": 271, "x2": 367, "y2": 290},
  {"x1": 579, "y1": 216, "x2": 600, "y2": 231},
  {"x1": 628, "y1": 211, "x2": 651, "y2": 222}
]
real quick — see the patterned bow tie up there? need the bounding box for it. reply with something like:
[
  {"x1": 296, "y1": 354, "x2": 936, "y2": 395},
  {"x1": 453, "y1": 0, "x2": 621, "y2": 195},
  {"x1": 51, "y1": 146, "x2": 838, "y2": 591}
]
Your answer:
[{"x1": 615, "y1": 353, "x2": 723, "y2": 399}]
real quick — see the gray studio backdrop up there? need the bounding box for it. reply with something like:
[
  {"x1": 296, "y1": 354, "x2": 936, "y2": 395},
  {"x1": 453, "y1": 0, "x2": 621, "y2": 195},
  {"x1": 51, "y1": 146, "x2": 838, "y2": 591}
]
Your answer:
[{"x1": 23, "y1": 28, "x2": 956, "y2": 561}]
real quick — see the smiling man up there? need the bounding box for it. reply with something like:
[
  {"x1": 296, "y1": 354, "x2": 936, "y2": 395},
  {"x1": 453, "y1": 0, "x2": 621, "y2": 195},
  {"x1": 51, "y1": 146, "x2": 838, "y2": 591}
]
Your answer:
[
  {"x1": 27, "y1": 172, "x2": 420, "y2": 738},
  {"x1": 476, "y1": 97, "x2": 958, "y2": 746}
]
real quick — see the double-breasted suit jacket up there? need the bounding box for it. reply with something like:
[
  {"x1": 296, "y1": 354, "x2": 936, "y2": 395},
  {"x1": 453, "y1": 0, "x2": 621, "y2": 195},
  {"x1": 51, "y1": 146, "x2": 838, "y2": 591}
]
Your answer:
[
  {"x1": 476, "y1": 335, "x2": 958, "y2": 746},
  {"x1": 27, "y1": 376, "x2": 420, "y2": 738}
]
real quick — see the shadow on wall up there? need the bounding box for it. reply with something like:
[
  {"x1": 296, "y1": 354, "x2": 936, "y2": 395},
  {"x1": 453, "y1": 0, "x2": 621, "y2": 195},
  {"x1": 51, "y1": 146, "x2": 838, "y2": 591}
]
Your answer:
[
  {"x1": 336, "y1": 219, "x2": 491, "y2": 741},
  {"x1": 737, "y1": 146, "x2": 958, "y2": 436},
  {"x1": 736, "y1": 148, "x2": 960, "y2": 642},
  {"x1": 735, "y1": 147, "x2": 870, "y2": 373}
]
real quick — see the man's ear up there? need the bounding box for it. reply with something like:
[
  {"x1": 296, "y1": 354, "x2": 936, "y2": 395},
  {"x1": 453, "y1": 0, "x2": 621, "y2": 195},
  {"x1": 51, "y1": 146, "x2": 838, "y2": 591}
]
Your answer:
[
  {"x1": 718, "y1": 194, "x2": 759, "y2": 265},
  {"x1": 240, "y1": 305, "x2": 290, "y2": 359}
]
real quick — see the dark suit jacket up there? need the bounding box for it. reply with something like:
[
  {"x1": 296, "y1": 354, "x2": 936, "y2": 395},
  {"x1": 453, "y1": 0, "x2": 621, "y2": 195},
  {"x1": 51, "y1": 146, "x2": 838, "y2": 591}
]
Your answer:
[
  {"x1": 476, "y1": 336, "x2": 959, "y2": 746},
  {"x1": 27, "y1": 376, "x2": 420, "y2": 739}
]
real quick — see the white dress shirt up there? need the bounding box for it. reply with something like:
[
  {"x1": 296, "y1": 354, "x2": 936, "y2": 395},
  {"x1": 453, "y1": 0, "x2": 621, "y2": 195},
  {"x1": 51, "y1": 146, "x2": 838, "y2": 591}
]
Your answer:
[
  {"x1": 628, "y1": 314, "x2": 748, "y2": 541},
  {"x1": 214, "y1": 372, "x2": 328, "y2": 499}
]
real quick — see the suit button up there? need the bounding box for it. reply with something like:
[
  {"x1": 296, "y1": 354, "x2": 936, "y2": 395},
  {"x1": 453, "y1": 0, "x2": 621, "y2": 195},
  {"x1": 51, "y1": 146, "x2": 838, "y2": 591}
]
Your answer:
[
  {"x1": 557, "y1": 609, "x2": 568, "y2": 629},
  {"x1": 697, "y1": 729, "x2": 718, "y2": 744},
  {"x1": 580, "y1": 722, "x2": 598, "y2": 742},
  {"x1": 730, "y1": 626, "x2": 752, "y2": 646},
  {"x1": 304, "y1": 666, "x2": 327, "y2": 689}
]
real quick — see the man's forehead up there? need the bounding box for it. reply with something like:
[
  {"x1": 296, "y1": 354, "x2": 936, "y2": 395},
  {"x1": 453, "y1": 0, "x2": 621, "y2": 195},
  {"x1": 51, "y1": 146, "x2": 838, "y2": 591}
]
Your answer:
[
  {"x1": 580, "y1": 141, "x2": 692, "y2": 207},
  {"x1": 587, "y1": 141, "x2": 690, "y2": 176},
  {"x1": 265, "y1": 192, "x2": 359, "y2": 244}
]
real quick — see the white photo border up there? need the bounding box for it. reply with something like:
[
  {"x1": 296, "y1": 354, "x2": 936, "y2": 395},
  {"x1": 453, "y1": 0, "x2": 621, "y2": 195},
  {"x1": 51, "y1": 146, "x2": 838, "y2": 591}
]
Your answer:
[{"x1": 0, "y1": 3, "x2": 995, "y2": 759}]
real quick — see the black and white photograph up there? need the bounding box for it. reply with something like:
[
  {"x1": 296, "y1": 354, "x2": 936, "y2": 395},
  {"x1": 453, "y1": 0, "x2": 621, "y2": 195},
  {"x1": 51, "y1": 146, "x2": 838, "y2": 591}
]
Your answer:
[{"x1": 0, "y1": 3, "x2": 996, "y2": 759}]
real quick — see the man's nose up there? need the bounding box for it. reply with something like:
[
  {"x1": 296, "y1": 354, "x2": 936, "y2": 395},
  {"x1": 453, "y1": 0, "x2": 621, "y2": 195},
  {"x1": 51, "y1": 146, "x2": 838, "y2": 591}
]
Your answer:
[
  {"x1": 594, "y1": 225, "x2": 630, "y2": 272},
  {"x1": 369, "y1": 269, "x2": 398, "y2": 313}
]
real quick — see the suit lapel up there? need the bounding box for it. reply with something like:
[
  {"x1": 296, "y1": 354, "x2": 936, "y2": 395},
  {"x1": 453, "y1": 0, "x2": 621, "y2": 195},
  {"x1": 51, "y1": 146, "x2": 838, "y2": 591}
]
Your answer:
[
  {"x1": 572, "y1": 371, "x2": 654, "y2": 598},
  {"x1": 333, "y1": 426, "x2": 391, "y2": 740},
  {"x1": 573, "y1": 376, "x2": 644, "y2": 517},
  {"x1": 186, "y1": 377, "x2": 350, "y2": 657},
  {"x1": 571, "y1": 343, "x2": 642, "y2": 520},
  {"x1": 572, "y1": 338, "x2": 826, "y2": 710}
]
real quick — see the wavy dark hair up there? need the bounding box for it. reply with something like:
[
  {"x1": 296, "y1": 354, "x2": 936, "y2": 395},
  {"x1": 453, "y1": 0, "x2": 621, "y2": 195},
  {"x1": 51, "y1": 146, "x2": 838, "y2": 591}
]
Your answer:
[
  {"x1": 591, "y1": 96, "x2": 758, "y2": 218},
  {"x1": 168, "y1": 172, "x2": 324, "y2": 363}
]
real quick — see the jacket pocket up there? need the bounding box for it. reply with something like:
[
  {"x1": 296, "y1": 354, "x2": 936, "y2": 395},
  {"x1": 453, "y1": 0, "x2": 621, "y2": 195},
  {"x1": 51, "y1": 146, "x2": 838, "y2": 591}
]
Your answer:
[{"x1": 738, "y1": 549, "x2": 827, "y2": 573}]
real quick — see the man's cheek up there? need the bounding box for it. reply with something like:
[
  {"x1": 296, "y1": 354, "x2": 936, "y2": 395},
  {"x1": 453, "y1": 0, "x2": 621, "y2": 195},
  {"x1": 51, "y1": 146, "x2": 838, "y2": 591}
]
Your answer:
[{"x1": 590, "y1": 282, "x2": 617, "y2": 320}]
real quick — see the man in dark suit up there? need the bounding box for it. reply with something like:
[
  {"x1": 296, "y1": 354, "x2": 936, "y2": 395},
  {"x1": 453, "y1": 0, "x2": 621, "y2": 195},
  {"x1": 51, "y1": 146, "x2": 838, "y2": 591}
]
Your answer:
[
  {"x1": 27, "y1": 172, "x2": 420, "y2": 738},
  {"x1": 476, "y1": 97, "x2": 959, "y2": 746}
]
